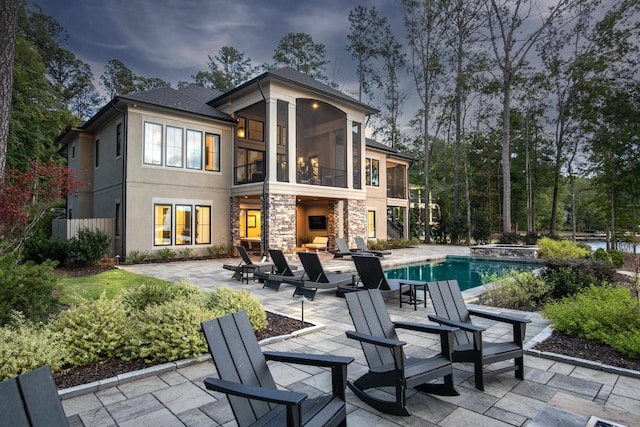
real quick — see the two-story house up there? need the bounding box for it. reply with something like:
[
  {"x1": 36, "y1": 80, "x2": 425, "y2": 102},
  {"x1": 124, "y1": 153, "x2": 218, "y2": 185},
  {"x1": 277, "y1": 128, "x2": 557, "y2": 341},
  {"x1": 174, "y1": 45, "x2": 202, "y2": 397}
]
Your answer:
[{"x1": 57, "y1": 67, "x2": 412, "y2": 258}]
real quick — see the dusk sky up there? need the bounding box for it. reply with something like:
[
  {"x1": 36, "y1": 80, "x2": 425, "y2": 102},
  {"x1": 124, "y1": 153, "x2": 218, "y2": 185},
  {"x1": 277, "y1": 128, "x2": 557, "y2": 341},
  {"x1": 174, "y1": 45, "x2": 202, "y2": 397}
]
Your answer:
[{"x1": 38, "y1": 0, "x2": 405, "y2": 99}]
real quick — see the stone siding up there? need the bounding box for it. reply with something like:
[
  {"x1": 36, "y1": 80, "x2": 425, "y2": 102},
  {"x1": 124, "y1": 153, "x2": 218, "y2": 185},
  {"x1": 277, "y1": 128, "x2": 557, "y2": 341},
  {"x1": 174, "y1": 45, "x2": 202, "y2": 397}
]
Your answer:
[
  {"x1": 343, "y1": 199, "x2": 367, "y2": 246},
  {"x1": 266, "y1": 194, "x2": 297, "y2": 254},
  {"x1": 470, "y1": 244, "x2": 538, "y2": 259}
]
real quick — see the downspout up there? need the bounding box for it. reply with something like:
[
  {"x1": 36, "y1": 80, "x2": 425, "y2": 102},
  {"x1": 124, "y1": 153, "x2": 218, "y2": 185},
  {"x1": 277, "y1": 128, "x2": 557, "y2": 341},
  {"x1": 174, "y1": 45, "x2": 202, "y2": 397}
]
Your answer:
[
  {"x1": 256, "y1": 78, "x2": 268, "y2": 261},
  {"x1": 111, "y1": 99, "x2": 127, "y2": 259}
]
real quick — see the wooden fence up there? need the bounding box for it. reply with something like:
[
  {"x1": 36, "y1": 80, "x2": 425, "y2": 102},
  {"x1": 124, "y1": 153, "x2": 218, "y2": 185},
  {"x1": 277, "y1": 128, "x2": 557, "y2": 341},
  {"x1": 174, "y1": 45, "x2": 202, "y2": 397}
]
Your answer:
[{"x1": 52, "y1": 218, "x2": 116, "y2": 257}]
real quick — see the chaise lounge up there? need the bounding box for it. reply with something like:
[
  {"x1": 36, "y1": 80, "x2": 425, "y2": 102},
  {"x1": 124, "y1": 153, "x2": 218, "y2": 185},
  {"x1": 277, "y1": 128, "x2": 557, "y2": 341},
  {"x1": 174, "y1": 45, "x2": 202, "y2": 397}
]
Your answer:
[
  {"x1": 304, "y1": 236, "x2": 328, "y2": 252},
  {"x1": 295, "y1": 251, "x2": 353, "y2": 299}
]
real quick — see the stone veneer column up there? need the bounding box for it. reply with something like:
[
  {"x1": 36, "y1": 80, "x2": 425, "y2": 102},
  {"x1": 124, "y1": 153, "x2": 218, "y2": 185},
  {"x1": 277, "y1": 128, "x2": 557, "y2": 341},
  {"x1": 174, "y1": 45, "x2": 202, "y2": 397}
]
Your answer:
[
  {"x1": 343, "y1": 199, "x2": 367, "y2": 245},
  {"x1": 230, "y1": 197, "x2": 240, "y2": 251},
  {"x1": 327, "y1": 202, "x2": 337, "y2": 249},
  {"x1": 266, "y1": 194, "x2": 297, "y2": 254}
]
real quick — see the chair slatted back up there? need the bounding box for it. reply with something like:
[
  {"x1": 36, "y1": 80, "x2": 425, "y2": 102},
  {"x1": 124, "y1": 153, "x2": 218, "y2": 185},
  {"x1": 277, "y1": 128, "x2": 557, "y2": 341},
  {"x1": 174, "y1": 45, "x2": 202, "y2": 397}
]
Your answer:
[
  {"x1": 354, "y1": 237, "x2": 369, "y2": 252},
  {"x1": 0, "y1": 377, "x2": 30, "y2": 427},
  {"x1": 17, "y1": 365, "x2": 69, "y2": 427},
  {"x1": 268, "y1": 249, "x2": 294, "y2": 276},
  {"x1": 236, "y1": 246, "x2": 255, "y2": 265},
  {"x1": 297, "y1": 252, "x2": 328, "y2": 283},
  {"x1": 427, "y1": 280, "x2": 473, "y2": 347},
  {"x1": 345, "y1": 290, "x2": 400, "y2": 371},
  {"x1": 352, "y1": 255, "x2": 391, "y2": 290},
  {"x1": 335, "y1": 238, "x2": 351, "y2": 254},
  {"x1": 202, "y1": 312, "x2": 277, "y2": 427}
]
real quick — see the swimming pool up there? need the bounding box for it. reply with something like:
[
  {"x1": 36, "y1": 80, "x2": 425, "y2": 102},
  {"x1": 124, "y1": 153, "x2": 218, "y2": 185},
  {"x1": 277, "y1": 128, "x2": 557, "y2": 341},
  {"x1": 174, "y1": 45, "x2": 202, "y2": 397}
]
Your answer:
[{"x1": 384, "y1": 256, "x2": 543, "y2": 292}]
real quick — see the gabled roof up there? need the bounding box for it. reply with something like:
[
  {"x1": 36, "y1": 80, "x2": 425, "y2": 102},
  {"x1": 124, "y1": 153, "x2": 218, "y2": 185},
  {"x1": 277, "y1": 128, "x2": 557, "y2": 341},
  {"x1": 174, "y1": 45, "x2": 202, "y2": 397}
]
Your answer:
[
  {"x1": 209, "y1": 66, "x2": 378, "y2": 115},
  {"x1": 366, "y1": 138, "x2": 414, "y2": 162}
]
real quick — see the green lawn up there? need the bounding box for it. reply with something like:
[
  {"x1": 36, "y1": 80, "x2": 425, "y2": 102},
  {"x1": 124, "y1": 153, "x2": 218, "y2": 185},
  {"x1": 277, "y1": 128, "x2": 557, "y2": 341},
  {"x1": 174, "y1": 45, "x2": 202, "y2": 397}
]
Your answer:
[{"x1": 56, "y1": 269, "x2": 172, "y2": 304}]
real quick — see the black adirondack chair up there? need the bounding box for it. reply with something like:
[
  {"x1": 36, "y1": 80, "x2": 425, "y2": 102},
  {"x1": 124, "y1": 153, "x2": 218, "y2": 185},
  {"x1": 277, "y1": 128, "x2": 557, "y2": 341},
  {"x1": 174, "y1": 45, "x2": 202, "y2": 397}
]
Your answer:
[
  {"x1": 296, "y1": 251, "x2": 354, "y2": 299},
  {"x1": 0, "y1": 365, "x2": 69, "y2": 427},
  {"x1": 427, "y1": 280, "x2": 531, "y2": 391},
  {"x1": 258, "y1": 249, "x2": 306, "y2": 291},
  {"x1": 354, "y1": 237, "x2": 391, "y2": 257},
  {"x1": 202, "y1": 311, "x2": 353, "y2": 427},
  {"x1": 344, "y1": 290, "x2": 458, "y2": 416}
]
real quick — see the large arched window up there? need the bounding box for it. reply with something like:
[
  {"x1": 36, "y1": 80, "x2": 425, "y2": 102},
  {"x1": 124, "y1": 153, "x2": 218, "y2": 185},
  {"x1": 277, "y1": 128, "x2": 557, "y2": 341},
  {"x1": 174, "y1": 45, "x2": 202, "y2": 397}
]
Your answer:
[{"x1": 296, "y1": 99, "x2": 347, "y2": 187}]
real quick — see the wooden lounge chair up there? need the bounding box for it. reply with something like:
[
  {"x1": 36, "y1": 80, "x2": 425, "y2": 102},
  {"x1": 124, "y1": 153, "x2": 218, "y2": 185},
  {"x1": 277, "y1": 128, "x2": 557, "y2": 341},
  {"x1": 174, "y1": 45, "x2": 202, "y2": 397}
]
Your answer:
[
  {"x1": 296, "y1": 251, "x2": 353, "y2": 300},
  {"x1": 0, "y1": 365, "x2": 69, "y2": 426},
  {"x1": 257, "y1": 249, "x2": 306, "y2": 291},
  {"x1": 352, "y1": 254, "x2": 427, "y2": 309},
  {"x1": 224, "y1": 245, "x2": 273, "y2": 283},
  {"x1": 427, "y1": 279, "x2": 531, "y2": 391},
  {"x1": 344, "y1": 290, "x2": 458, "y2": 416},
  {"x1": 355, "y1": 237, "x2": 391, "y2": 257},
  {"x1": 202, "y1": 311, "x2": 353, "y2": 427}
]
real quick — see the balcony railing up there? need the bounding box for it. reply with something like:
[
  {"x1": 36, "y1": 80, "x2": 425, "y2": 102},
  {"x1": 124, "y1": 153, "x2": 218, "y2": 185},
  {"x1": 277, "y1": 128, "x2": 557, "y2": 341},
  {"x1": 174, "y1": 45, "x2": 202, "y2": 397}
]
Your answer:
[
  {"x1": 297, "y1": 165, "x2": 346, "y2": 188},
  {"x1": 235, "y1": 161, "x2": 264, "y2": 185},
  {"x1": 387, "y1": 184, "x2": 407, "y2": 199}
]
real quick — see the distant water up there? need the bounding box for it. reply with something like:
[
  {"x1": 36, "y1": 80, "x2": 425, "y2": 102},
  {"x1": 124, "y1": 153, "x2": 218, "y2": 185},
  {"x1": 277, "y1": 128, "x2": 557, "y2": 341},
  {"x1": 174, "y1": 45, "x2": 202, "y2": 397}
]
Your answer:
[{"x1": 585, "y1": 241, "x2": 607, "y2": 251}]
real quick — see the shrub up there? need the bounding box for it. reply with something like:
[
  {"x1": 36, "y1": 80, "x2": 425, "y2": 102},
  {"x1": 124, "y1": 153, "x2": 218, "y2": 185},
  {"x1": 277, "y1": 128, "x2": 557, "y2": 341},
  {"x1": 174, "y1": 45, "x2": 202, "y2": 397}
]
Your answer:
[
  {"x1": 544, "y1": 285, "x2": 640, "y2": 358},
  {"x1": 128, "y1": 299, "x2": 214, "y2": 362},
  {"x1": 177, "y1": 248, "x2": 195, "y2": 259},
  {"x1": 471, "y1": 215, "x2": 491, "y2": 245},
  {"x1": 541, "y1": 258, "x2": 616, "y2": 299},
  {"x1": 0, "y1": 254, "x2": 60, "y2": 325},
  {"x1": 592, "y1": 248, "x2": 624, "y2": 269},
  {"x1": 499, "y1": 232, "x2": 521, "y2": 244},
  {"x1": 155, "y1": 248, "x2": 176, "y2": 260},
  {"x1": 122, "y1": 280, "x2": 202, "y2": 313},
  {"x1": 206, "y1": 244, "x2": 230, "y2": 258},
  {"x1": 125, "y1": 249, "x2": 151, "y2": 265},
  {"x1": 537, "y1": 237, "x2": 590, "y2": 259},
  {"x1": 523, "y1": 232, "x2": 538, "y2": 245},
  {"x1": 22, "y1": 235, "x2": 68, "y2": 264},
  {"x1": 0, "y1": 313, "x2": 64, "y2": 380},
  {"x1": 481, "y1": 271, "x2": 551, "y2": 310},
  {"x1": 203, "y1": 287, "x2": 267, "y2": 332},
  {"x1": 50, "y1": 295, "x2": 132, "y2": 366},
  {"x1": 66, "y1": 227, "x2": 112, "y2": 266}
]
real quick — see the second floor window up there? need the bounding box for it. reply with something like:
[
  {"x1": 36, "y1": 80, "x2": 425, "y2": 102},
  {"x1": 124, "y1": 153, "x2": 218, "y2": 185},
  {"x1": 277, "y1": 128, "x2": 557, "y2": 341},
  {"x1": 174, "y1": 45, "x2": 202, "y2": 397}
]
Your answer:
[
  {"x1": 235, "y1": 148, "x2": 264, "y2": 184},
  {"x1": 144, "y1": 122, "x2": 162, "y2": 165},
  {"x1": 144, "y1": 121, "x2": 220, "y2": 172},
  {"x1": 365, "y1": 158, "x2": 379, "y2": 186}
]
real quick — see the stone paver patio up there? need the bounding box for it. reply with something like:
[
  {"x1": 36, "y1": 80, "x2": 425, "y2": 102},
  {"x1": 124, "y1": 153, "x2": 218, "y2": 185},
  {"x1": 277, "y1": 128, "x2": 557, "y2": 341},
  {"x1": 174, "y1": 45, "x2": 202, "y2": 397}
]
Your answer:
[{"x1": 59, "y1": 245, "x2": 640, "y2": 426}]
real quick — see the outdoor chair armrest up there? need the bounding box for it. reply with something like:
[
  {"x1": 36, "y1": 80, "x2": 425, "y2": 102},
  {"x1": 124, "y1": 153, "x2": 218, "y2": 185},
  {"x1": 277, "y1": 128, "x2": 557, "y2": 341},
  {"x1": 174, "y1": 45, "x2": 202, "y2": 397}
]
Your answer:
[
  {"x1": 393, "y1": 321, "x2": 457, "y2": 335},
  {"x1": 264, "y1": 351, "x2": 353, "y2": 368},
  {"x1": 428, "y1": 314, "x2": 486, "y2": 333},
  {"x1": 204, "y1": 377, "x2": 306, "y2": 406},
  {"x1": 346, "y1": 330, "x2": 406, "y2": 348},
  {"x1": 467, "y1": 308, "x2": 531, "y2": 325}
]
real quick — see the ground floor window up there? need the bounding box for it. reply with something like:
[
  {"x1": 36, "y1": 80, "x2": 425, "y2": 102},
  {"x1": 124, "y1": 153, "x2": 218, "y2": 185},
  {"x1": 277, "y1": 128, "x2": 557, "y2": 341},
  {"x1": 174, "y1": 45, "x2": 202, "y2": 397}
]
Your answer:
[
  {"x1": 154, "y1": 202, "x2": 211, "y2": 246},
  {"x1": 195, "y1": 206, "x2": 211, "y2": 244},
  {"x1": 367, "y1": 210, "x2": 376, "y2": 238},
  {"x1": 154, "y1": 204, "x2": 172, "y2": 246}
]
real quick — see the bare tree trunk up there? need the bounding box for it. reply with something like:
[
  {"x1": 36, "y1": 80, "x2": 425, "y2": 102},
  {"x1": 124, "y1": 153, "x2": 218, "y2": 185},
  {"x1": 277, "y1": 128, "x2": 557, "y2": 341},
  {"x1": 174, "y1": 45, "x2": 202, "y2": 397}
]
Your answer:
[
  {"x1": 465, "y1": 147, "x2": 471, "y2": 245},
  {"x1": 501, "y1": 74, "x2": 512, "y2": 234},
  {"x1": 0, "y1": 0, "x2": 20, "y2": 181}
]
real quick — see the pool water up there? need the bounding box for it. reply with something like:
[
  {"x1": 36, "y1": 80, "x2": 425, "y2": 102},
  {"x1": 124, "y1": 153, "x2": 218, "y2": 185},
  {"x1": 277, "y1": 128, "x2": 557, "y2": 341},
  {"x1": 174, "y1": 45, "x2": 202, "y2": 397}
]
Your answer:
[{"x1": 384, "y1": 256, "x2": 543, "y2": 292}]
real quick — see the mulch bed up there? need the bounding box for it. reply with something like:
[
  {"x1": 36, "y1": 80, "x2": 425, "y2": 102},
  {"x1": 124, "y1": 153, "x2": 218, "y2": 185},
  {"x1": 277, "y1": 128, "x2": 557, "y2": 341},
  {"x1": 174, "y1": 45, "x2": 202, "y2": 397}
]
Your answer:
[
  {"x1": 533, "y1": 330, "x2": 640, "y2": 372},
  {"x1": 53, "y1": 311, "x2": 312, "y2": 389}
]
